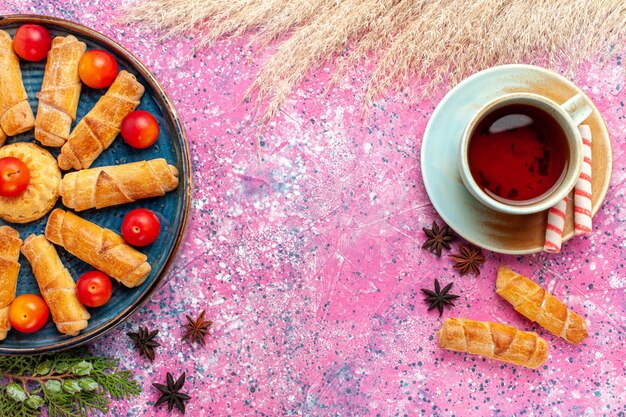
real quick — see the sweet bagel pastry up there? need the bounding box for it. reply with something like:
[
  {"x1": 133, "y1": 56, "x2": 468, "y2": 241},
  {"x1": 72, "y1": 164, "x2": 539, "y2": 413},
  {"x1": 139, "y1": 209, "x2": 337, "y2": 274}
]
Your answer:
[
  {"x1": 35, "y1": 35, "x2": 86, "y2": 147},
  {"x1": 0, "y1": 142, "x2": 61, "y2": 223},
  {"x1": 0, "y1": 226, "x2": 21, "y2": 340},
  {"x1": 61, "y1": 158, "x2": 179, "y2": 211},
  {"x1": 45, "y1": 209, "x2": 151, "y2": 288},
  {"x1": 21, "y1": 234, "x2": 90, "y2": 336},
  {"x1": 496, "y1": 265, "x2": 588, "y2": 344},
  {"x1": 0, "y1": 30, "x2": 35, "y2": 144},
  {"x1": 57, "y1": 70, "x2": 145, "y2": 170},
  {"x1": 437, "y1": 317, "x2": 549, "y2": 369}
]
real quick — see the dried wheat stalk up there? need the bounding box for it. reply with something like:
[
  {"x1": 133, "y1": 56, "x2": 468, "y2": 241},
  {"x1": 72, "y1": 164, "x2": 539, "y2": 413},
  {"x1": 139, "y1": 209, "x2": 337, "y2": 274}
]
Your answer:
[{"x1": 123, "y1": 0, "x2": 626, "y2": 120}]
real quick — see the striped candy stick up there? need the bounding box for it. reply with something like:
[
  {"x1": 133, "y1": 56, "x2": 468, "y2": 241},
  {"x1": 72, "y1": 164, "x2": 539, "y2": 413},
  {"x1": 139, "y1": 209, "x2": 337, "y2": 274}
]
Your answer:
[
  {"x1": 544, "y1": 196, "x2": 568, "y2": 253},
  {"x1": 575, "y1": 125, "x2": 592, "y2": 235}
]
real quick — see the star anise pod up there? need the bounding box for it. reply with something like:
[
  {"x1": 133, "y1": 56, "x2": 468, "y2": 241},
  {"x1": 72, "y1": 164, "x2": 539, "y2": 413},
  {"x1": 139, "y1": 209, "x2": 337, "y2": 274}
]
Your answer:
[
  {"x1": 153, "y1": 372, "x2": 191, "y2": 414},
  {"x1": 421, "y1": 221, "x2": 455, "y2": 257},
  {"x1": 127, "y1": 326, "x2": 160, "y2": 361},
  {"x1": 420, "y1": 278, "x2": 460, "y2": 317},
  {"x1": 449, "y1": 244, "x2": 485, "y2": 276},
  {"x1": 182, "y1": 310, "x2": 212, "y2": 346}
]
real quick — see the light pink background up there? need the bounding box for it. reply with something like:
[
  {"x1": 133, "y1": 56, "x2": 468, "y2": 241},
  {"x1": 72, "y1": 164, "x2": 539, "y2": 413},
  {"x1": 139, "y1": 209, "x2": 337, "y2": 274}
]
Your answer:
[{"x1": 2, "y1": 1, "x2": 625, "y2": 416}]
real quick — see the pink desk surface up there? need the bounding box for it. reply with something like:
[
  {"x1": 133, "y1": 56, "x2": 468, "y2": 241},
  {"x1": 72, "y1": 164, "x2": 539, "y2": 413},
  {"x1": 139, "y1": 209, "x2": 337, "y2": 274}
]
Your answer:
[{"x1": 2, "y1": 1, "x2": 625, "y2": 416}]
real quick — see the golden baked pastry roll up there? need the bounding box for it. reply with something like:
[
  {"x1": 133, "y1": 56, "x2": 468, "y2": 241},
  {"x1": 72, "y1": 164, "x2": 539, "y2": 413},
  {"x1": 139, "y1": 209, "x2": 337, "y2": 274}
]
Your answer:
[
  {"x1": 45, "y1": 209, "x2": 151, "y2": 288},
  {"x1": 0, "y1": 226, "x2": 21, "y2": 340},
  {"x1": 58, "y1": 70, "x2": 145, "y2": 170},
  {"x1": 21, "y1": 235, "x2": 90, "y2": 336},
  {"x1": 35, "y1": 35, "x2": 86, "y2": 147},
  {"x1": 437, "y1": 317, "x2": 548, "y2": 369},
  {"x1": 61, "y1": 158, "x2": 179, "y2": 211},
  {"x1": 496, "y1": 265, "x2": 588, "y2": 344},
  {"x1": 0, "y1": 30, "x2": 35, "y2": 142}
]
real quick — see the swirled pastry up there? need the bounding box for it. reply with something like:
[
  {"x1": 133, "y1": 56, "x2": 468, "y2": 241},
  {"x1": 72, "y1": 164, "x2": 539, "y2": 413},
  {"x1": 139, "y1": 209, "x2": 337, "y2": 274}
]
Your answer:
[
  {"x1": 0, "y1": 143, "x2": 60, "y2": 223},
  {"x1": 0, "y1": 226, "x2": 21, "y2": 340},
  {"x1": 437, "y1": 317, "x2": 548, "y2": 369},
  {"x1": 35, "y1": 35, "x2": 86, "y2": 147},
  {"x1": 45, "y1": 209, "x2": 151, "y2": 288},
  {"x1": 0, "y1": 30, "x2": 35, "y2": 143},
  {"x1": 61, "y1": 158, "x2": 179, "y2": 211},
  {"x1": 57, "y1": 70, "x2": 144, "y2": 170},
  {"x1": 496, "y1": 265, "x2": 588, "y2": 344},
  {"x1": 21, "y1": 234, "x2": 90, "y2": 336}
]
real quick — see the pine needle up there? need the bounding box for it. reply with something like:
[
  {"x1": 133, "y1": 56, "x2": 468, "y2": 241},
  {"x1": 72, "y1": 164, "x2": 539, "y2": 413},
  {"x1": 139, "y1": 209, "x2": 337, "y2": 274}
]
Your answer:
[{"x1": 122, "y1": 0, "x2": 626, "y2": 120}]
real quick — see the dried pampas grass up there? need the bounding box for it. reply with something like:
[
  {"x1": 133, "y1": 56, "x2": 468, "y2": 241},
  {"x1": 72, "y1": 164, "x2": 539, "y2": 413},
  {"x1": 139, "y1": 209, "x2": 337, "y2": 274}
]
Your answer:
[{"x1": 123, "y1": 0, "x2": 626, "y2": 120}]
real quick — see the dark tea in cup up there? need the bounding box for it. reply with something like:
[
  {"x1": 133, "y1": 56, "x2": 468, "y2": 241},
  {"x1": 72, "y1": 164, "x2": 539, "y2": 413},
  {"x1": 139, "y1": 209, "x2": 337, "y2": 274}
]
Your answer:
[
  {"x1": 467, "y1": 104, "x2": 569, "y2": 204},
  {"x1": 459, "y1": 92, "x2": 588, "y2": 215}
]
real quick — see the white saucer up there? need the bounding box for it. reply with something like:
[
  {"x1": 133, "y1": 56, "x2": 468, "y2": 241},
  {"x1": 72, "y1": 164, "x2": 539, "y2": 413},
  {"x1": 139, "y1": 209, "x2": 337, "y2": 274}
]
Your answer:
[{"x1": 420, "y1": 64, "x2": 612, "y2": 254}]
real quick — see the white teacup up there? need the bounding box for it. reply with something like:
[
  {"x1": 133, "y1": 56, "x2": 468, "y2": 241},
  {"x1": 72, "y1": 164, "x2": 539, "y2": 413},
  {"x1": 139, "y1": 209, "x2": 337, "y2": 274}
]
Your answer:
[{"x1": 458, "y1": 92, "x2": 591, "y2": 215}]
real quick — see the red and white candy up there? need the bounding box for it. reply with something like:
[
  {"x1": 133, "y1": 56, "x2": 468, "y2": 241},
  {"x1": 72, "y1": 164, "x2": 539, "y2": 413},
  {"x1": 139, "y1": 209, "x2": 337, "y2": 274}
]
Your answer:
[
  {"x1": 574, "y1": 125, "x2": 592, "y2": 235},
  {"x1": 543, "y1": 124, "x2": 593, "y2": 253},
  {"x1": 544, "y1": 196, "x2": 568, "y2": 253}
]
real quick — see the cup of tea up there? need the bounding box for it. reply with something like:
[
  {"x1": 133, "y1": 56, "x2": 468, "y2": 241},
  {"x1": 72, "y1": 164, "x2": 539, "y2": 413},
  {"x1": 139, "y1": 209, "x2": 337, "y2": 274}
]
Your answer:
[{"x1": 458, "y1": 92, "x2": 591, "y2": 215}]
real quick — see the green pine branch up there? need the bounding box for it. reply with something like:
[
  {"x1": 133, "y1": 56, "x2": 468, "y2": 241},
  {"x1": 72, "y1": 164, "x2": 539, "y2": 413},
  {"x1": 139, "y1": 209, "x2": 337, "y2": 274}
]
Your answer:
[{"x1": 0, "y1": 347, "x2": 141, "y2": 417}]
